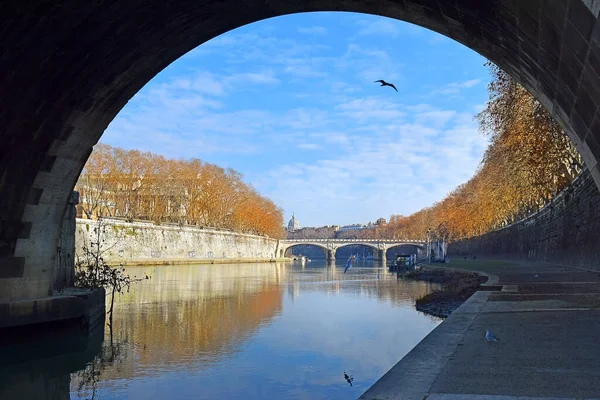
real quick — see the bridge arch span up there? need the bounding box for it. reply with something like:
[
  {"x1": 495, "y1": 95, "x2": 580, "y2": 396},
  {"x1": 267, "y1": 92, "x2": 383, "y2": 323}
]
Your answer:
[
  {"x1": 2, "y1": 1, "x2": 600, "y2": 301},
  {"x1": 385, "y1": 244, "x2": 425, "y2": 260},
  {"x1": 335, "y1": 242, "x2": 381, "y2": 252},
  {"x1": 281, "y1": 242, "x2": 334, "y2": 260},
  {"x1": 283, "y1": 242, "x2": 329, "y2": 253},
  {"x1": 386, "y1": 243, "x2": 426, "y2": 251}
]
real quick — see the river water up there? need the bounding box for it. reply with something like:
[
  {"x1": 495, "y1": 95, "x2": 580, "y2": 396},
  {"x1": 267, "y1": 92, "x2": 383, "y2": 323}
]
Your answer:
[{"x1": 2, "y1": 260, "x2": 442, "y2": 400}]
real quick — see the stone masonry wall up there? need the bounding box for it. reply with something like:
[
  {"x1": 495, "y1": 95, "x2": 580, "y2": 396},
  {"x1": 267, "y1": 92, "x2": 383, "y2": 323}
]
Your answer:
[
  {"x1": 448, "y1": 169, "x2": 600, "y2": 271},
  {"x1": 76, "y1": 218, "x2": 280, "y2": 264}
]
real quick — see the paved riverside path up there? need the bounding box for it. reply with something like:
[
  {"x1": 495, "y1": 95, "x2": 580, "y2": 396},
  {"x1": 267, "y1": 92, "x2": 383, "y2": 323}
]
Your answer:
[{"x1": 358, "y1": 260, "x2": 600, "y2": 400}]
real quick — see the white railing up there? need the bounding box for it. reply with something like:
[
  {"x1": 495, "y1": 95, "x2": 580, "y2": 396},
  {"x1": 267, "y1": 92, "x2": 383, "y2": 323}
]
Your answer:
[{"x1": 281, "y1": 238, "x2": 425, "y2": 244}]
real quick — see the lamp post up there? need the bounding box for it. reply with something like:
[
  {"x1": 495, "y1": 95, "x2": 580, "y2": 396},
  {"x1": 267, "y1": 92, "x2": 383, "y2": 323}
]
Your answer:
[{"x1": 426, "y1": 228, "x2": 431, "y2": 264}]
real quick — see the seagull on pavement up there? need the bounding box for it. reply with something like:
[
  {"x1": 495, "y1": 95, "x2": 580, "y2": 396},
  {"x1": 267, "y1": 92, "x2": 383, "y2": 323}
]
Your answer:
[
  {"x1": 486, "y1": 329, "x2": 499, "y2": 344},
  {"x1": 374, "y1": 79, "x2": 398, "y2": 92}
]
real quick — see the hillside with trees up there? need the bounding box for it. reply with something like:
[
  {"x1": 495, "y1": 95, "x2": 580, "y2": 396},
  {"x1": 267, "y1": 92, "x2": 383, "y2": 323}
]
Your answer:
[
  {"x1": 363, "y1": 62, "x2": 583, "y2": 241},
  {"x1": 75, "y1": 144, "x2": 285, "y2": 239}
]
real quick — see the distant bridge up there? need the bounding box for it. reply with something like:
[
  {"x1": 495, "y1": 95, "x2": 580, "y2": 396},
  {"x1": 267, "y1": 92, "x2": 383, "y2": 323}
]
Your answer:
[{"x1": 277, "y1": 239, "x2": 427, "y2": 262}]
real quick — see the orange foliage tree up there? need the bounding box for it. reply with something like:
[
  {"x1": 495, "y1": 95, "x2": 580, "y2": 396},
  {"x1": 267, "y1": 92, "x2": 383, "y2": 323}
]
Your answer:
[{"x1": 75, "y1": 143, "x2": 285, "y2": 238}]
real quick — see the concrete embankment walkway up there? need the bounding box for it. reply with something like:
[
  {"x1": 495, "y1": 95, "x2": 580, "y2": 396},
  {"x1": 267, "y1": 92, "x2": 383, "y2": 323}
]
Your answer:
[{"x1": 359, "y1": 260, "x2": 600, "y2": 400}]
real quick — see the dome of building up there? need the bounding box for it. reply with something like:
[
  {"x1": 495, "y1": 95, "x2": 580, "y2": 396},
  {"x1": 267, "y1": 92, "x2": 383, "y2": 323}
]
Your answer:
[{"x1": 287, "y1": 213, "x2": 300, "y2": 231}]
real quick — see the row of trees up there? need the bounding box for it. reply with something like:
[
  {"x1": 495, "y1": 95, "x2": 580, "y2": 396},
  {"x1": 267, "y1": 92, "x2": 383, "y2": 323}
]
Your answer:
[
  {"x1": 363, "y1": 62, "x2": 583, "y2": 241},
  {"x1": 75, "y1": 143, "x2": 285, "y2": 238}
]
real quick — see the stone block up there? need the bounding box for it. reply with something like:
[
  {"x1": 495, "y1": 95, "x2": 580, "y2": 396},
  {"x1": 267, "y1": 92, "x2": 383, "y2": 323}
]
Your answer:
[
  {"x1": 592, "y1": 163, "x2": 600, "y2": 189},
  {"x1": 0, "y1": 279, "x2": 16, "y2": 302},
  {"x1": 574, "y1": 91, "x2": 597, "y2": 127},
  {"x1": 9, "y1": 278, "x2": 51, "y2": 301},
  {"x1": 21, "y1": 259, "x2": 53, "y2": 280},
  {"x1": 565, "y1": 20, "x2": 591, "y2": 61},
  {"x1": 582, "y1": 64, "x2": 600, "y2": 107},
  {"x1": 584, "y1": 127, "x2": 600, "y2": 161},
  {"x1": 571, "y1": 111, "x2": 591, "y2": 142},
  {"x1": 583, "y1": 0, "x2": 600, "y2": 17},
  {"x1": 559, "y1": 50, "x2": 584, "y2": 92},
  {"x1": 574, "y1": 0, "x2": 599, "y2": 37},
  {"x1": 0, "y1": 294, "x2": 87, "y2": 328},
  {"x1": 588, "y1": 39, "x2": 600, "y2": 79},
  {"x1": 554, "y1": 86, "x2": 577, "y2": 118},
  {"x1": 0, "y1": 257, "x2": 25, "y2": 279}
]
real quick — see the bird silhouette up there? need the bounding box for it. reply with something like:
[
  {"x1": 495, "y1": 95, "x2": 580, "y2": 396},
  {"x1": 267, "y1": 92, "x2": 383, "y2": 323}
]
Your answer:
[
  {"x1": 344, "y1": 371, "x2": 354, "y2": 386},
  {"x1": 374, "y1": 79, "x2": 398, "y2": 92}
]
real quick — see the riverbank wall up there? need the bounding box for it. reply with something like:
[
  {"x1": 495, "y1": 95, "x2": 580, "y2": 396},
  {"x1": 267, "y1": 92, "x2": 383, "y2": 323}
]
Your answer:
[
  {"x1": 447, "y1": 169, "x2": 600, "y2": 271},
  {"x1": 75, "y1": 218, "x2": 284, "y2": 266}
]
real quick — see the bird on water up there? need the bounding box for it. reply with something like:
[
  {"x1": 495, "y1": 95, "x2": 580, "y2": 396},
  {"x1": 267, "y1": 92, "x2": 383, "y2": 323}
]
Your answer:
[{"x1": 374, "y1": 79, "x2": 398, "y2": 92}]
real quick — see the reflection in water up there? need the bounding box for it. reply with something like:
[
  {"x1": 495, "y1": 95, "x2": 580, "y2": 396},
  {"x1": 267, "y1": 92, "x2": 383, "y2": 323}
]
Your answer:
[
  {"x1": 72, "y1": 262, "x2": 287, "y2": 400},
  {"x1": 71, "y1": 327, "x2": 131, "y2": 399},
  {"x1": 107, "y1": 263, "x2": 285, "y2": 371},
  {"x1": 0, "y1": 327, "x2": 102, "y2": 400},
  {"x1": 1, "y1": 261, "x2": 442, "y2": 400}
]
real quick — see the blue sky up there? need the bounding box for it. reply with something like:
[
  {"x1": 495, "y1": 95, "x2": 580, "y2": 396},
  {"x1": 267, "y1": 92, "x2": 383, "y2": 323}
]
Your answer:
[{"x1": 103, "y1": 12, "x2": 491, "y2": 227}]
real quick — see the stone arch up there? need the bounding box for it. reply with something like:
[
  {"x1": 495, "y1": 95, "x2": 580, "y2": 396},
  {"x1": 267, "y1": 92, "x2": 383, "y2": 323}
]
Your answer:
[
  {"x1": 283, "y1": 243, "x2": 329, "y2": 258},
  {"x1": 385, "y1": 244, "x2": 424, "y2": 259},
  {"x1": 336, "y1": 243, "x2": 381, "y2": 252},
  {"x1": 2, "y1": 1, "x2": 600, "y2": 301},
  {"x1": 387, "y1": 243, "x2": 426, "y2": 250}
]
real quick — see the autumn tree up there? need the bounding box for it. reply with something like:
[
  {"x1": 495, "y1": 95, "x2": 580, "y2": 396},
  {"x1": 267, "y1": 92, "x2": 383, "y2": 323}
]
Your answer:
[
  {"x1": 75, "y1": 144, "x2": 285, "y2": 238},
  {"x1": 364, "y1": 62, "x2": 583, "y2": 241},
  {"x1": 77, "y1": 143, "x2": 117, "y2": 219}
]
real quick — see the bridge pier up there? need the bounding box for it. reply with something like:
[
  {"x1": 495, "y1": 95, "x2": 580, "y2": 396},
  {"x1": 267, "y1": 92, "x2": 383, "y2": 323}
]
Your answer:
[
  {"x1": 326, "y1": 249, "x2": 336, "y2": 261},
  {"x1": 377, "y1": 249, "x2": 387, "y2": 264}
]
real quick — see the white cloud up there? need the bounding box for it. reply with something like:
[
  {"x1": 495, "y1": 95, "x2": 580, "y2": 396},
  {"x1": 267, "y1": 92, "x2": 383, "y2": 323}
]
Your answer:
[
  {"x1": 414, "y1": 110, "x2": 457, "y2": 128},
  {"x1": 354, "y1": 17, "x2": 425, "y2": 39},
  {"x1": 461, "y1": 79, "x2": 482, "y2": 88},
  {"x1": 166, "y1": 72, "x2": 226, "y2": 96},
  {"x1": 356, "y1": 19, "x2": 402, "y2": 37},
  {"x1": 429, "y1": 79, "x2": 483, "y2": 96},
  {"x1": 258, "y1": 105, "x2": 488, "y2": 226},
  {"x1": 225, "y1": 70, "x2": 280, "y2": 86},
  {"x1": 297, "y1": 26, "x2": 328, "y2": 35},
  {"x1": 297, "y1": 143, "x2": 323, "y2": 150},
  {"x1": 335, "y1": 97, "x2": 406, "y2": 122},
  {"x1": 336, "y1": 44, "x2": 403, "y2": 83},
  {"x1": 284, "y1": 63, "x2": 328, "y2": 78}
]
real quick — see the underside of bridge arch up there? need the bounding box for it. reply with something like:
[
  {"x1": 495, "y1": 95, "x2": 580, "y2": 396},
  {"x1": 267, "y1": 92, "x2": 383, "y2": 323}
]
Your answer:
[
  {"x1": 283, "y1": 244, "x2": 328, "y2": 259},
  {"x1": 2, "y1": 1, "x2": 600, "y2": 301},
  {"x1": 385, "y1": 244, "x2": 424, "y2": 259},
  {"x1": 337, "y1": 243, "x2": 381, "y2": 252}
]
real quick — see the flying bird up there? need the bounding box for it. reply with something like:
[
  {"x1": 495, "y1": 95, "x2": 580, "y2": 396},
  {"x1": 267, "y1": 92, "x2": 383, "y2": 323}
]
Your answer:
[
  {"x1": 374, "y1": 79, "x2": 398, "y2": 92},
  {"x1": 344, "y1": 255, "x2": 356, "y2": 274},
  {"x1": 485, "y1": 329, "x2": 499, "y2": 344},
  {"x1": 344, "y1": 371, "x2": 354, "y2": 386}
]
